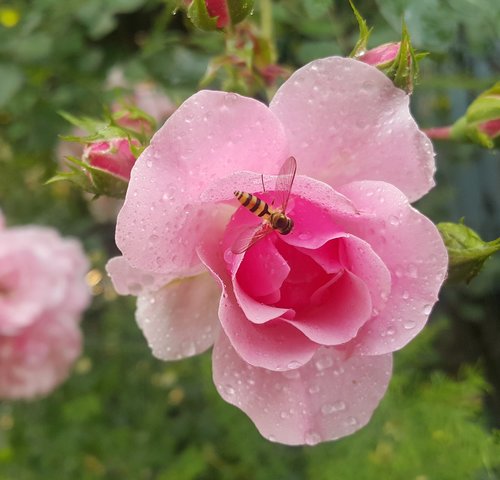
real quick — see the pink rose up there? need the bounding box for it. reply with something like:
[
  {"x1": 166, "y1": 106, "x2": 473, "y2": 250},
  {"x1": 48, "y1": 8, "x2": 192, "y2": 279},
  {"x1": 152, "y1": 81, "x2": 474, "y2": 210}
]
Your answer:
[
  {"x1": 0, "y1": 215, "x2": 90, "y2": 399},
  {"x1": 108, "y1": 56, "x2": 448, "y2": 445}
]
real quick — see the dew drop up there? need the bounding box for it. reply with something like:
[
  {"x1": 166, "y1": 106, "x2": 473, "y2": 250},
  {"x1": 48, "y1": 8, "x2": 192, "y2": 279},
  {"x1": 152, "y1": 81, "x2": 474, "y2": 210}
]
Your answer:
[
  {"x1": 146, "y1": 159, "x2": 153, "y2": 168},
  {"x1": 403, "y1": 319, "x2": 416, "y2": 330},
  {"x1": 220, "y1": 384, "x2": 235, "y2": 396},
  {"x1": 304, "y1": 430, "x2": 322, "y2": 446},
  {"x1": 315, "y1": 355, "x2": 334, "y2": 371},
  {"x1": 402, "y1": 290, "x2": 410, "y2": 300},
  {"x1": 344, "y1": 416, "x2": 358, "y2": 426},
  {"x1": 308, "y1": 384, "x2": 320, "y2": 394},
  {"x1": 386, "y1": 326, "x2": 396, "y2": 336},
  {"x1": 407, "y1": 264, "x2": 418, "y2": 278},
  {"x1": 422, "y1": 304, "x2": 433, "y2": 315},
  {"x1": 388, "y1": 215, "x2": 400, "y2": 226}
]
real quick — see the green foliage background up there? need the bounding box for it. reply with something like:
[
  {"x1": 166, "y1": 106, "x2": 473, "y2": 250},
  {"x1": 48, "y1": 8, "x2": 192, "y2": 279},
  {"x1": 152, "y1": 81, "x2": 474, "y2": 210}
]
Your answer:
[{"x1": 0, "y1": 0, "x2": 499, "y2": 478}]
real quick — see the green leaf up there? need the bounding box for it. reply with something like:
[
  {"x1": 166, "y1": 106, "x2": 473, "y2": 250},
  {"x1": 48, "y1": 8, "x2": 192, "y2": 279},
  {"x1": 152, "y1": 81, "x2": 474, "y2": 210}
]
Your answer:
[
  {"x1": 437, "y1": 221, "x2": 500, "y2": 284},
  {"x1": 349, "y1": 0, "x2": 372, "y2": 57},
  {"x1": 382, "y1": 20, "x2": 421, "y2": 93}
]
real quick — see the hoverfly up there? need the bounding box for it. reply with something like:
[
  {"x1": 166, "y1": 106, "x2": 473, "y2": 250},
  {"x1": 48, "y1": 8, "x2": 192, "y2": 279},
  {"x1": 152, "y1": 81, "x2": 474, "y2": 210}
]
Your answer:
[{"x1": 231, "y1": 156, "x2": 297, "y2": 254}]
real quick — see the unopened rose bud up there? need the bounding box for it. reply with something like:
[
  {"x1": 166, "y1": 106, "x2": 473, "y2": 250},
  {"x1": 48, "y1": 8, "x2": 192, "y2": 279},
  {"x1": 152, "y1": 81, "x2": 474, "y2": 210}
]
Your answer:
[
  {"x1": 83, "y1": 138, "x2": 138, "y2": 182},
  {"x1": 186, "y1": 0, "x2": 254, "y2": 31},
  {"x1": 358, "y1": 42, "x2": 401, "y2": 68},
  {"x1": 450, "y1": 82, "x2": 500, "y2": 149}
]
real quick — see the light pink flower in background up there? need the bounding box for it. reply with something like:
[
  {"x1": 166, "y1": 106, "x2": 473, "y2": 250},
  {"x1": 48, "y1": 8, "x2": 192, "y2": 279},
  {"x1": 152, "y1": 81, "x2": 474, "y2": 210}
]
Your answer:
[
  {"x1": 0, "y1": 214, "x2": 90, "y2": 399},
  {"x1": 107, "y1": 56, "x2": 448, "y2": 445}
]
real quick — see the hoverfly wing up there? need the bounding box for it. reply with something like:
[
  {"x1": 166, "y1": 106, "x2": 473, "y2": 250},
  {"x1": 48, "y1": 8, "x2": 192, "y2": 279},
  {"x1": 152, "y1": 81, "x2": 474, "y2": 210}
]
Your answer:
[
  {"x1": 275, "y1": 156, "x2": 297, "y2": 212},
  {"x1": 231, "y1": 222, "x2": 272, "y2": 254}
]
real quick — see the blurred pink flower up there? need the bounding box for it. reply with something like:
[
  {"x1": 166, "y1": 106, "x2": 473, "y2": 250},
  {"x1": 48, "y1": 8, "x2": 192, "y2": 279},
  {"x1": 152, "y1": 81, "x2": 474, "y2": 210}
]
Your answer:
[
  {"x1": 0, "y1": 214, "x2": 90, "y2": 399},
  {"x1": 107, "y1": 56, "x2": 447, "y2": 445}
]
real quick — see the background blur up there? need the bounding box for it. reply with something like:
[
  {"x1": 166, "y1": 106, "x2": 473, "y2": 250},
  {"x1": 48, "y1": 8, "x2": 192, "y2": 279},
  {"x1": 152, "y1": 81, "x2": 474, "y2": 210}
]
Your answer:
[{"x1": 0, "y1": 0, "x2": 499, "y2": 478}]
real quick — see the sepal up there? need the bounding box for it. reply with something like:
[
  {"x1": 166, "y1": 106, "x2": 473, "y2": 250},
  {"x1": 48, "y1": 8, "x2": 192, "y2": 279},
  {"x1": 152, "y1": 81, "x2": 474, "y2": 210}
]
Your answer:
[{"x1": 438, "y1": 221, "x2": 500, "y2": 283}]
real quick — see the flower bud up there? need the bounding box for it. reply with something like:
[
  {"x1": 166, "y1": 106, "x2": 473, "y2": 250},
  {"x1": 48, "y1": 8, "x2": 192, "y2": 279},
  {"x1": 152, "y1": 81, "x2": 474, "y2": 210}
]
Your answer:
[
  {"x1": 450, "y1": 82, "x2": 500, "y2": 149},
  {"x1": 187, "y1": 0, "x2": 254, "y2": 31},
  {"x1": 358, "y1": 42, "x2": 401, "y2": 68},
  {"x1": 83, "y1": 138, "x2": 138, "y2": 182},
  {"x1": 437, "y1": 221, "x2": 500, "y2": 283}
]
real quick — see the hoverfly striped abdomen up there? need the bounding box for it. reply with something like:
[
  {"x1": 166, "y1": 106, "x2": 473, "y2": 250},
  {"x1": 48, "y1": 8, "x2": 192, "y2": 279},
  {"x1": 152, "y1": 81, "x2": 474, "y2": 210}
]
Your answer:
[
  {"x1": 234, "y1": 191, "x2": 271, "y2": 219},
  {"x1": 231, "y1": 157, "x2": 297, "y2": 254}
]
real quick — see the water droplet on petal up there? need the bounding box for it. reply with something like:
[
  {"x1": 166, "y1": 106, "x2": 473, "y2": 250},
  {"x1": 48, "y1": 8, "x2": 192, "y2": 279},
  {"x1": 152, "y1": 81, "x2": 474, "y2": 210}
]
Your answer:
[
  {"x1": 388, "y1": 215, "x2": 400, "y2": 226},
  {"x1": 407, "y1": 264, "x2": 418, "y2": 278},
  {"x1": 344, "y1": 416, "x2": 358, "y2": 426},
  {"x1": 220, "y1": 384, "x2": 235, "y2": 396},
  {"x1": 304, "y1": 430, "x2": 322, "y2": 446},
  {"x1": 403, "y1": 319, "x2": 416, "y2": 330},
  {"x1": 315, "y1": 355, "x2": 334, "y2": 371},
  {"x1": 308, "y1": 384, "x2": 320, "y2": 394},
  {"x1": 423, "y1": 304, "x2": 433, "y2": 315}
]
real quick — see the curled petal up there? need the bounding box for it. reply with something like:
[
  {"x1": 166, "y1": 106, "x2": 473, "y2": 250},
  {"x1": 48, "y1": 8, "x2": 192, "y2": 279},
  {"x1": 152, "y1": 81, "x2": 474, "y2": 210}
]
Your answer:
[
  {"x1": 197, "y1": 218, "x2": 318, "y2": 370},
  {"x1": 339, "y1": 235, "x2": 392, "y2": 314},
  {"x1": 337, "y1": 181, "x2": 448, "y2": 355},
  {"x1": 284, "y1": 270, "x2": 372, "y2": 345},
  {"x1": 136, "y1": 272, "x2": 221, "y2": 361},
  {"x1": 116, "y1": 90, "x2": 289, "y2": 277},
  {"x1": 270, "y1": 56, "x2": 435, "y2": 202},
  {"x1": 213, "y1": 332, "x2": 392, "y2": 445}
]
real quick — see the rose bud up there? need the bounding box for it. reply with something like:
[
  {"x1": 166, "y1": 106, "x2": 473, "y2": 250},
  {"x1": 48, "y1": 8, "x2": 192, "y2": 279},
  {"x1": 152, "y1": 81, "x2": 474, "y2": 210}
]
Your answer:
[
  {"x1": 358, "y1": 42, "x2": 401, "y2": 68},
  {"x1": 186, "y1": 0, "x2": 254, "y2": 31}
]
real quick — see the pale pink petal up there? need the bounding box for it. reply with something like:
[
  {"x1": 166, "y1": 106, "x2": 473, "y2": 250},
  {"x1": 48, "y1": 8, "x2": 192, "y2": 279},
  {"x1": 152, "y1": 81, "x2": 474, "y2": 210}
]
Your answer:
[
  {"x1": 337, "y1": 181, "x2": 448, "y2": 355},
  {"x1": 284, "y1": 270, "x2": 372, "y2": 345},
  {"x1": 0, "y1": 313, "x2": 82, "y2": 400},
  {"x1": 339, "y1": 236, "x2": 392, "y2": 314},
  {"x1": 197, "y1": 218, "x2": 318, "y2": 370},
  {"x1": 213, "y1": 332, "x2": 392, "y2": 445},
  {"x1": 106, "y1": 256, "x2": 174, "y2": 296},
  {"x1": 201, "y1": 170, "x2": 357, "y2": 220},
  {"x1": 270, "y1": 56, "x2": 435, "y2": 202},
  {"x1": 116, "y1": 90, "x2": 289, "y2": 277},
  {"x1": 136, "y1": 272, "x2": 221, "y2": 361},
  {"x1": 235, "y1": 235, "x2": 289, "y2": 300}
]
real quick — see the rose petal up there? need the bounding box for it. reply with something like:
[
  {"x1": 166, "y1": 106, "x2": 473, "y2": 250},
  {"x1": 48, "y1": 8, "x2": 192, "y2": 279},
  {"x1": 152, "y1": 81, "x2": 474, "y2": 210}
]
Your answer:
[
  {"x1": 136, "y1": 272, "x2": 221, "y2": 361},
  {"x1": 213, "y1": 332, "x2": 392, "y2": 445},
  {"x1": 337, "y1": 181, "x2": 448, "y2": 355},
  {"x1": 235, "y1": 235, "x2": 290, "y2": 300},
  {"x1": 116, "y1": 90, "x2": 289, "y2": 277},
  {"x1": 197, "y1": 218, "x2": 318, "y2": 370},
  {"x1": 270, "y1": 56, "x2": 435, "y2": 202},
  {"x1": 284, "y1": 270, "x2": 372, "y2": 345},
  {"x1": 339, "y1": 235, "x2": 392, "y2": 314},
  {"x1": 106, "y1": 256, "x2": 174, "y2": 296}
]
